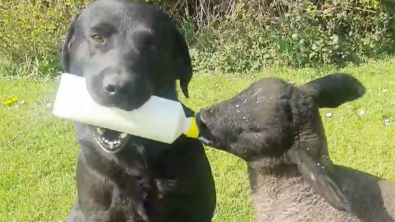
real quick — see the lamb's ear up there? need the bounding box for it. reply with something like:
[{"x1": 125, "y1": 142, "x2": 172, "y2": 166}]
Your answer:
[
  {"x1": 302, "y1": 73, "x2": 366, "y2": 108},
  {"x1": 173, "y1": 27, "x2": 193, "y2": 98},
  {"x1": 289, "y1": 148, "x2": 352, "y2": 213},
  {"x1": 60, "y1": 13, "x2": 80, "y2": 73}
]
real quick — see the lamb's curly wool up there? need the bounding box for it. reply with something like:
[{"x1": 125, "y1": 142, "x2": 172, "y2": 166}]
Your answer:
[{"x1": 196, "y1": 73, "x2": 395, "y2": 222}]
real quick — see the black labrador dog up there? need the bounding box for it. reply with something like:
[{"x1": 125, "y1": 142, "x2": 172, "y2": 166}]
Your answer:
[
  {"x1": 60, "y1": 0, "x2": 216, "y2": 221},
  {"x1": 195, "y1": 74, "x2": 395, "y2": 221}
]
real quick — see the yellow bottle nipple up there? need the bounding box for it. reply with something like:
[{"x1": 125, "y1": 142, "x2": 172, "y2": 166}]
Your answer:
[{"x1": 185, "y1": 117, "x2": 199, "y2": 138}]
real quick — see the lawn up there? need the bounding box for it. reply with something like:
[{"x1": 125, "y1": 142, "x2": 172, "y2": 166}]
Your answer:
[{"x1": 0, "y1": 58, "x2": 394, "y2": 222}]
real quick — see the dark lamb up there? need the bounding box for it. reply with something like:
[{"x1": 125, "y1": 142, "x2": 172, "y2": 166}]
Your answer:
[{"x1": 196, "y1": 73, "x2": 395, "y2": 222}]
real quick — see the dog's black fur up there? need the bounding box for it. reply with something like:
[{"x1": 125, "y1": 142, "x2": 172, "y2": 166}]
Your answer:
[{"x1": 60, "y1": 0, "x2": 216, "y2": 221}]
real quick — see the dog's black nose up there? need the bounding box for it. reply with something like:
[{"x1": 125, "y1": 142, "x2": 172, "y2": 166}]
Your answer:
[
  {"x1": 102, "y1": 75, "x2": 129, "y2": 96},
  {"x1": 104, "y1": 83, "x2": 116, "y2": 94}
]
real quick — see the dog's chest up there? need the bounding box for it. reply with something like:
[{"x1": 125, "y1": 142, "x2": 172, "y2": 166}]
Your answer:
[{"x1": 104, "y1": 179, "x2": 168, "y2": 222}]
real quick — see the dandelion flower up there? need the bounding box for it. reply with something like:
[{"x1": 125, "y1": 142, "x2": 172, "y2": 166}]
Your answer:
[
  {"x1": 3, "y1": 97, "x2": 19, "y2": 106},
  {"x1": 4, "y1": 100, "x2": 13, "y2": 105}
]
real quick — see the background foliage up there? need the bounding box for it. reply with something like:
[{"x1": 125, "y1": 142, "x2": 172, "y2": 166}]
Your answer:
[{"x1": 1, "y1": 0, "x2": 395, "y2": 76}]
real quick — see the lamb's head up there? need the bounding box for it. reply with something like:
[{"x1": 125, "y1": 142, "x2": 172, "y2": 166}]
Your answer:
[{"x1": 196, "y1": 73, "x2": 365, "y2": 212}]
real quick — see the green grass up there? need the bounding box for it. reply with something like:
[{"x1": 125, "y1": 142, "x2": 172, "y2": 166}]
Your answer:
[{"x1": 1, "y1": 58, "x2": 395, "y2": 222}]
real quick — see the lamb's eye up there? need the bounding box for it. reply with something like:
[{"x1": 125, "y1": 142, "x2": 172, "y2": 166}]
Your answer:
[
  {"x1": 140, "y1": 44, "x2": 158, "y2": 54},
  {"x1": 148, "y1": 45, "x2": 158, "y2": 51},
  {"x1": 91, "y1": 35, "x2": 105, "y2": 43}
]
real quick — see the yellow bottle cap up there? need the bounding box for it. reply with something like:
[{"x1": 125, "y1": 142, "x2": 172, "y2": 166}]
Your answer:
[{"x1": 185, "y1": 117, "x2": 199, "y2": 138}]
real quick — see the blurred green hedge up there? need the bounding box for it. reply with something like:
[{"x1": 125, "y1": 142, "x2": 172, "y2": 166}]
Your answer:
[
  {"x1": 1, "y1": 0, "x2": 394, "y2": 76},
  {"x1": 0, "y1": 0, "x2": 93, "y2": 76},
  {"x1": 187, "y1": 0, "x2": 395, "y2": 72}
]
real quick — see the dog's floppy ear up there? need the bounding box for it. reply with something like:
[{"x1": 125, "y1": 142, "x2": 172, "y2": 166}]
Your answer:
[
  {"x1": 289, "y1": 147, "x2": 352, "y2": 213},
  {"x1": 173, "y1": 27, "x2": 193, "y2": 98},
  {"x1": 60, "y1": 13, "x2": 80, "y2": 73},
  {"x1": 301, "y1": 73, "x2": 366, "y2": 108}
]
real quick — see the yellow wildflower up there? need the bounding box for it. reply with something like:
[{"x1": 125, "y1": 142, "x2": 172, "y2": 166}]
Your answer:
[
  {"x1": 4, "y1": 100, "x2": 12, "y2": 105},
  {"x1": 3, "y1": 97, "x2": 18, "y2": 106}
]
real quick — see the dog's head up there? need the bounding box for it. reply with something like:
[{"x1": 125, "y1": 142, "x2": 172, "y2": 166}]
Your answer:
[
  {"x1": 61, "y1": 0, "x2": 193, "y2": 110},
  {"x1": 61, "y1": 0, "x2": 193, "y2": 152},
  {"x1": 196, "y1": 73, "x2": 365, "y2": 212}
]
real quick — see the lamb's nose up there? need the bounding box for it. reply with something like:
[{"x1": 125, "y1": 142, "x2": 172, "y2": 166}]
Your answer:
[{"x1": 195, "y1": 112, "x2": 209, "y2": 131}]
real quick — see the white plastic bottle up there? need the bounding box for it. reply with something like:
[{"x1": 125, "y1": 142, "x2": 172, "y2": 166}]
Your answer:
[{"x1": 52, "y1": 73, "x2": 199, "y2": 144}]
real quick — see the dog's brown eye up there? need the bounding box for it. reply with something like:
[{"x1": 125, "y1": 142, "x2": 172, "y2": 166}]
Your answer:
[{"x1": 91, "y1": 35, "x2": 105, "y2": 43}]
